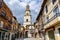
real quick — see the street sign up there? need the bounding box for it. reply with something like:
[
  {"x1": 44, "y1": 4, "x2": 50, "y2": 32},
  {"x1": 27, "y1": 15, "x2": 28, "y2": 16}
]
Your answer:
[{"x1": 0, "y1": 0, "x2": 2, "y2": 8}]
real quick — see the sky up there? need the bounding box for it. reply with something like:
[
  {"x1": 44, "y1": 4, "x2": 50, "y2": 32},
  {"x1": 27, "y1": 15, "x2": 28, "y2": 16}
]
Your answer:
[{"x1": 4, "y1": 0, "x2": 43, "y2": 25}]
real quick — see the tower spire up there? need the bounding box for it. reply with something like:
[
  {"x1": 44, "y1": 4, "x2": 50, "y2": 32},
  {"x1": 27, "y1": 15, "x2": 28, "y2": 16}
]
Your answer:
[{"x1": 26, "y1": 4, "x2": 30, "y2": 11}]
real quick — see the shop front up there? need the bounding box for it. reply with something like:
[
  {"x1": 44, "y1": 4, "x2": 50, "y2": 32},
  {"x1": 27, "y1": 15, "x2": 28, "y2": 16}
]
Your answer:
[
  {"x1": 45, "y1": 27, "x2": 55, "y2": 40},
  {"x1": 0, "y1": 29, "x2": 9, "y2": 40}
]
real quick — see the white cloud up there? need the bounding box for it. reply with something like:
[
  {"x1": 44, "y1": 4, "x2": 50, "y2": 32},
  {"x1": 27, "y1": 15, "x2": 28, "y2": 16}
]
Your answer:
[
  {"x1": 19, "y1": 2, "x2": 26, "y2": 8},
  {"x1": 4, "y1": 0, "x2": 43, "y2": 24},
  {"x1": 8, "y1": 0, "x2": 19, "y2": 5}
]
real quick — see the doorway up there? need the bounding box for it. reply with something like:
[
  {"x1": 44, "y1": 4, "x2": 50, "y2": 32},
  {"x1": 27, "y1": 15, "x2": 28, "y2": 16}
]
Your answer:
[{"x1": 48, "y1": 30, "x2": 55, "y2": 40}]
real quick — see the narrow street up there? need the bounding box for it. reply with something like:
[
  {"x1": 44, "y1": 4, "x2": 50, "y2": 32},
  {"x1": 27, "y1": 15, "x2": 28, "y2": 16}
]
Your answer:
[
  {"x1": 0, "y1": 0, "x2": 60, "y2": 40},
  {"x1": 15, "y1": 38, "x2": 41, "y2": 40}
]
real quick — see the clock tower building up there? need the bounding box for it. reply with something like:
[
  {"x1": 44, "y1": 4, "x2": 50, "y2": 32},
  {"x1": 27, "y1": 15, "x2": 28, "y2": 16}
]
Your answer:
[{"x1": 24, "y1": 5, "x2": 32, "y2": 28}]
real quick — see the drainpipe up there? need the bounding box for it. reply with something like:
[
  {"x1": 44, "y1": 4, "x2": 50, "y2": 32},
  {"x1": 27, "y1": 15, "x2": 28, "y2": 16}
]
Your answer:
[
  {"x1": 9, "y1": 32, "x2": 13, "y2": 40},
  {"x1": 41, "y1": 16, "x2": 46, "y2": 40}
]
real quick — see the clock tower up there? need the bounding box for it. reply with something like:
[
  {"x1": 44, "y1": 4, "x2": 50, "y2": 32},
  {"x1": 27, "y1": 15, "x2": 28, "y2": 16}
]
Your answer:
[{"x1": 24, "y1": 4, "x2": 32, "y2": 28}]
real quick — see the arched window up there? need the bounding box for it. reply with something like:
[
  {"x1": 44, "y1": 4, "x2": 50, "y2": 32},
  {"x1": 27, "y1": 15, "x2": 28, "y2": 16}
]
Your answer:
[{"x1": 26, "y1": 19, "x2": 28, "y2": 22}]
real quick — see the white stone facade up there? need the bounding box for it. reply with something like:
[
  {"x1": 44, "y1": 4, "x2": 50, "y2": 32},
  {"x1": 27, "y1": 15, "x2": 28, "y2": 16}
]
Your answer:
[{"x1": 23, "y1": 5, "x2": 32, "y2": 28}]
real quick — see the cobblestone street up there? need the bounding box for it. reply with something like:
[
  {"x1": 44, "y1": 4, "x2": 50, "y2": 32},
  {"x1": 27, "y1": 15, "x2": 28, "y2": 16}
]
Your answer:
[{"x1": 15, "y1": 38, "x2": 41, "y2": 40}]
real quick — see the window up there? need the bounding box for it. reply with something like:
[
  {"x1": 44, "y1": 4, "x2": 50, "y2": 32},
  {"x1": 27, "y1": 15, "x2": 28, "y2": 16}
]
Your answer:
[
  {"x1": 53, "y1": 6, "x2": 59, "y2": 15},
  {"x1": 46, "y1": 16, "x2": 49, "y2": 23},
  {"x1": 1, "y1": 10, "x2": 6, "y2": 16},
  {"x1": 0, "y1": 21, "x2": 4, "y2": 27},
  {"x1": 26, "y1": 19, "x2": 28, "y2": 22},
  {"x1": 58, "y1": 28, "x2": 60, "y2": 35},
  {"x1": 46, "y1": 5, "x2": 48, "y2": 13},
  {"x1": 48, "y1": 30, "x2": 55, "y2": 40},
  {"x1": 52, "y1": 0, "x2": 56, "y2": 4}
]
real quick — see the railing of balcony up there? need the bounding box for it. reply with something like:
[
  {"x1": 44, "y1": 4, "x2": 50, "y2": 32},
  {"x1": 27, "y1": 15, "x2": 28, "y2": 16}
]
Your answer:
[
  {"x1": 5, "y1": 26, "x2": 11, "y2": 30},
  {"x1": 44, "y1": 13, "x2": 60, "y2": 25},
  {"x1": 0, "y1": 13, "x2": 7, "y2": 20}
]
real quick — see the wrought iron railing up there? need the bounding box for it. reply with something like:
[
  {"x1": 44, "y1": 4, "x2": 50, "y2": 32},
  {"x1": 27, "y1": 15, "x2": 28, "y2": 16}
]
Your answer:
[
  {"x1": 44, "y1": 13, "x2": 60, "y2": 25},
  {"x1": 5, "y1": 26, "x2": 11, "y2": 30}
]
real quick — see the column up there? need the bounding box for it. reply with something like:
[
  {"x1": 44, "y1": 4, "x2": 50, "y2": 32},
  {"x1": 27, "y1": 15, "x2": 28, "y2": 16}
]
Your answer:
[{"x1": 9, "y1": 32, "x2": 12, "y2": 40}]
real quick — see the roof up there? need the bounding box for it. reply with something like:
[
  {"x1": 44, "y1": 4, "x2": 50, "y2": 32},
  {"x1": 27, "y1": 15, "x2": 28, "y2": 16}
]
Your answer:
[{"x1": 36, "y1": 0, "x2": 47, "y2": 20}]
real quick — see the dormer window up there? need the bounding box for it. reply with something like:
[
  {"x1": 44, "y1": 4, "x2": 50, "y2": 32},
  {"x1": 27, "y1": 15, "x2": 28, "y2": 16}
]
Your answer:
[{"x1": 1, "y1": 10, "x2": 6, "y2": 17}]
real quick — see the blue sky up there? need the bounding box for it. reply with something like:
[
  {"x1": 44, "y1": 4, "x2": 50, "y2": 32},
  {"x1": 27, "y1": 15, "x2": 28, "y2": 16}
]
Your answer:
[{"x1": 4, "y1": 0, "x2": 43, "y2": 25}]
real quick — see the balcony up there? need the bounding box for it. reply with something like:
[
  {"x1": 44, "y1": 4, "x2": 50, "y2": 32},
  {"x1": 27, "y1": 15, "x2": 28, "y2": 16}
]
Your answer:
[
  {"x1": 5, "y1": 26, "x2": 11, "y2": 30},
  {"x1": 44, "y1": 13, "x2": 60, "y2": 29},
  {"x1": 0, "y1": 14, "x2": 7, "y2": 20}
]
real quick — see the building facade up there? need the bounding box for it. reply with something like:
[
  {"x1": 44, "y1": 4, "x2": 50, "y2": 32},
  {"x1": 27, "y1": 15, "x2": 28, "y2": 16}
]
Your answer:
[
  {"x1": 34, "y1": 21, "x2": 42, "y2": 38},
  {"x1": 0, "y1": 0, "x2": 13, "y2": 40},
  {"x1": 10, "y1": 16, "x2": 19, "y2": 40},
  {"x1": 36, "y1": 0, "x2": 60, "y2": 40},
  {"x1": 0, "y1": 0, "x2": 19, "y2": 40}
]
